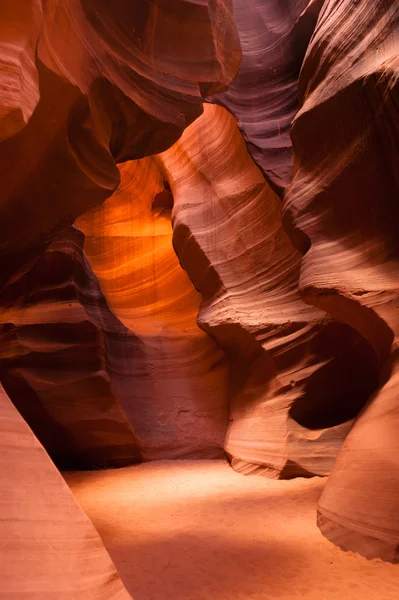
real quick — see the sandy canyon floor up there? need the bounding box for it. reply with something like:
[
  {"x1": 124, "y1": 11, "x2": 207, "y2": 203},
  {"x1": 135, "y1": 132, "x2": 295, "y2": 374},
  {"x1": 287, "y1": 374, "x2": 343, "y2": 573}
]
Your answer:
[{"x1": 65, "y1": 460, "x2": 397, "y2": 600}]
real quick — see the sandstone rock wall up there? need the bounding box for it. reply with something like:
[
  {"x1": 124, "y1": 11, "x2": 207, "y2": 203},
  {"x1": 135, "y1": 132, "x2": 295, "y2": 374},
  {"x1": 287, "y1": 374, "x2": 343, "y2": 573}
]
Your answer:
[
  {"x1": 0, "y1": 382, "x2": 132, "y2": 599},
  {"x1": 0, "y1": 227, "x2": 141, "y2": 470},
  {"x1": 76, "y1": 159, "x2": 230, "y2": 460},
  {"x1": 210, "y1": 0, "x2": 324, "y2": 196},
  {"x1": 284, "y1": 0, "x2": 399, "y2": 561},
  {"x1": 0, "y1": 0, "x2": 398, "y2": 581},
  {"x1": 0, "y1": 2, "x2": 240, "y2": 595},
  {"x1": 158, "y1": 103, "x2": 380, "y2": 479}
]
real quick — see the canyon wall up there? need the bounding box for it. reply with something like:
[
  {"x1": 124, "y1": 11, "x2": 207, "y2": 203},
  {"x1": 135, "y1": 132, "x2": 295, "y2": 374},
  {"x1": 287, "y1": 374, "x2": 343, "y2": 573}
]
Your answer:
[
  {"x1": 209, "y1": 0, "x2": 324, "y2": 195},
  {"x1": 0, "y1": 226, "x2": 141, "y2": 470},
  {"x1": 0, "y1": 0, "x2": 398, "y2": 591},
  {"x1": 158, "y1": 104, "x2": 379, "y2": 479},
  {"x1": 284, "y1": 0, "x2": 399, "y2": 562},
  {"x1": 0, "y1": 382, "x2": 132, "y2": 599},
  {"x1": 0, "y1": 1, "x2": 240, "y2": 597},
  {"x1": 76, "y1": 159, "x2": 229, "y2": 460},
  {"x1": 0, "y1": 0, "x2": 240, "y2": 290}
]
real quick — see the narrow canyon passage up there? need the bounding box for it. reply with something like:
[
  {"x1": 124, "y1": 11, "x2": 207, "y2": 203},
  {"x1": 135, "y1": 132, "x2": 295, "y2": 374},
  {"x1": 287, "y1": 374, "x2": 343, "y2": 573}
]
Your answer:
[
  {"x1": 65, "y1": 461, "x2": 398, "y2": 600},
  {"x1": 1, "y1": 1, "x2": 399, "y2": 598},
  {"x1": 75, "y1": 158, "x2": 230, "y2": 461}
]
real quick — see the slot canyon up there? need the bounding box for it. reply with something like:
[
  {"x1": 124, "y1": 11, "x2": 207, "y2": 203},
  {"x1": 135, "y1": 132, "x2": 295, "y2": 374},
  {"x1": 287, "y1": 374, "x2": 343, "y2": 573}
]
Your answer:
[{"x1": 0, "y1": 1, "x2": 398, "y2": 599}]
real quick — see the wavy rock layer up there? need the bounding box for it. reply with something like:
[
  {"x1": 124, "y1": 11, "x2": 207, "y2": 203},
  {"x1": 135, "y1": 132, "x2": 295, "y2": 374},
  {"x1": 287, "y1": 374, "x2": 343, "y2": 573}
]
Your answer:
[
  {"x1": 0, "y1": 1, "x2": 240, "y2": 290},
  {"x1": 77, "y1": 159, "x2": 229, "y2": 460},
  {"x1": 210, "y1": 0, "x2": 323, "y2": 195},
  {"x1": 1, "y1": 0, "x2": 398, "y2": 574},
  {"x1": 0, "y1": 6, "x2": 240, "y2": 592},
  {"x1": 0, "y1": 0, "x2": 41, "y2": 141},
  {"x1": 0, "y1": 382, "x2": 132, "y2": 599},
  {"x1": 158, "y1": 104, "x2": 379, "y2": 478},
  {"x1": 284, "y1": 0, "x2": 399, "y2": 560},
  {"x1": 0, "y1": 227, "x2": 140, "y2": 470}
]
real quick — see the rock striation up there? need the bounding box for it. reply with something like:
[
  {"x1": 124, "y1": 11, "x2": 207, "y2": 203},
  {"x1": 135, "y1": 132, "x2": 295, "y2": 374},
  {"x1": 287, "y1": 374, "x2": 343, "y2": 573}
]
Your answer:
[
  {"x1": 0, "y1": 226, "x2": 141, "y2": 470},
  {"x1": 1, "y1": 0, "x2": 398, "y2": 580},
  {"x1": 0, "y1": 0, "x2": 241, "y2": 290},
  {"x1": 0, "y1": 2, "x2": 240, "y2": 596},
  {"x1": 284, "y1": 0, "x2": 399, "y2": 561},
  {"x1": 0, "y1": 382, "x2": 132, "y2": 599},
  {"x1": 77, "y1": 159, "x2": 230, "y2": 460},
  {"x1": 159, "y1": 104, "x2": 379, "y2": 479},
  {"x1": 210, "y1": 0, "x2": 324, "y2": 196}
]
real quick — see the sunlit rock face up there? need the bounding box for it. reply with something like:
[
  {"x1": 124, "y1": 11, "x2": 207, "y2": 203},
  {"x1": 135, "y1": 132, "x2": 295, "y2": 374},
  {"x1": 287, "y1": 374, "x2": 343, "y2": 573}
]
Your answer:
[
  {"x1": 158, "y1": 104, "x2": 379, "y2": 479},
  {"x1": 0, "y1": 2, "x2": 240, "y2": 598},
  {"x1": 0, "y1": 382, "x2": 132, "y2": 599},
  {"x1": 0, "y1": 0, "x2": 241, "y2": 290},
  {"x1": 284, "y1": 0, "x2": 399, "y2": 561},
  {"x1": 76, "y1": 159, "x2": 230, "y2": 460},
  {"x1": 1, "y1": 0, "x2": 399, "y2": 587}
]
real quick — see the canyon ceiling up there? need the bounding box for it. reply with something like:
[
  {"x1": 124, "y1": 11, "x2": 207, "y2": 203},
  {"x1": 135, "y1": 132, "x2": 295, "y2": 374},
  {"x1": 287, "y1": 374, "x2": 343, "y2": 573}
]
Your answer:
[{"x1": 0, "y1": 0, "x2": 398, "y2": 597}]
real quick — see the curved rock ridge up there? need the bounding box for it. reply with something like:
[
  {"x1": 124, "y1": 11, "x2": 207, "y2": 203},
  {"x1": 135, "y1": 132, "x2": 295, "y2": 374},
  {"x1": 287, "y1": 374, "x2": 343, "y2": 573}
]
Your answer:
[
  {"x1": 0, "y1": 0, "x2": 241, "y2": 290},
  {"x1": 1, "y1": 0, "x2": 398, "y2": 573},
  {"x1": 210, "y1": 0, "x2": 324, "y2": 196},
  {"x1": 0, "y1": 1, "x2": 42, "y2": 142},
  {"x1": 0, "y1": 226, "x2": 141, "y2": 470},
  {"x1": 284, "y1": 0, "x2": 399, "y2": 560},
  {"x1": 76, "y1": 158, "x2": 230, "y2": 461},
  {"x1": 0, "y1": 382, "x2": 132, "y2": 599},
  {"x1": 158, "y1": 103, "x2": 379, "y2": 478},
  {"x1": 39, "y1": 0, "x2": 241, "y2": 159}
]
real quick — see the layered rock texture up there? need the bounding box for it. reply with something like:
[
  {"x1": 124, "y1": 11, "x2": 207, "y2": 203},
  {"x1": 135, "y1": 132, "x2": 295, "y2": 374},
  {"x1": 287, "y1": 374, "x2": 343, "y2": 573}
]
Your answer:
[
  {"x1": 159, "y1": 104, "x2": 379, "y2": 479},
  {"x1": 209, "y1": 0, "x2": 324, "y2": 195},
  {"x1": 0, "y1": 0, "x2": 240, "y2": 289},
  {"x1": 76, "y1": 160, "x2": 229, "y2": 460},
  {"x1": 1, "y1": 0, "x2": 399, "y2": 594},
  {"x1": 284, "y1": 0, "x2": 399, "y2": 562},
  {"x1": 0, "y1": 1, "x2": 240, "y2": 597},
  {"x1": 0, "y1": 226, "x2": 141, "y2": 470},
  {"x1": 0, "y1": 382, "x2": 132, "y2": 599}
]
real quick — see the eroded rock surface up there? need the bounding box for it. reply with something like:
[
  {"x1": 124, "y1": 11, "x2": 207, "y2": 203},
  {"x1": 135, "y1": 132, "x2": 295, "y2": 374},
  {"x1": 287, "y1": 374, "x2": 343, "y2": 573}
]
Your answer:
[
  {"x1": 0, "y1": 226, "x2": 141, "y2": 470},
  {"x1": 0, "y1": 3, "x2": 240, "y2": 594},
  {"x1": 285, "y1": 0, "x2": 399, "y2": 561},
  {"x1": 0, "y1": 382, "x2": 132, "y2": 599},
  {"x1": 0, "y1": 0, "x2": 398, "y2": 579},
  {"x1": 210, "y1": 0, "x2": 324, "y2": 195},
  {"x1": 158, "y1": 104, "x2": 379, "y2": 479},
  {"x1": 77, "y1": 159, "x2": 230, "y2": 460},
  {"x1": 0, "y1": 0, "x2": 241, "y2": 290}
]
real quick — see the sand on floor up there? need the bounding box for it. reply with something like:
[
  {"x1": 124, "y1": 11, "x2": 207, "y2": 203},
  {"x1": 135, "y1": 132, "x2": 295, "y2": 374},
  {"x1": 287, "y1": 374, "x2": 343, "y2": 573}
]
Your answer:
[{"x1": 65, "y1": 460, "x2": 398, "y2": 600}]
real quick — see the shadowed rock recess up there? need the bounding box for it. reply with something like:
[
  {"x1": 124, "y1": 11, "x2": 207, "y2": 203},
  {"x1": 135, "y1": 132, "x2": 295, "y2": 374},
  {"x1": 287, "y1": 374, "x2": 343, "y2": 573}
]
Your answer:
[{"x1": 0, "y1": 0, "x2": 398, "y2": 597}]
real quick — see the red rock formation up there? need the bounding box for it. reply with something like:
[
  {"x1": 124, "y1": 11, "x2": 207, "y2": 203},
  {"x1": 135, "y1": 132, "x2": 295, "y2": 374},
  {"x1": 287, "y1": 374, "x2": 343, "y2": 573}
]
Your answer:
[
  {"x1": 0, "y1": 226, "x2": 141, "y2": 470},
  {"x1": 0, "y1": 5, "x2": 241, "y2": 592},
  {"x1": 0, "y1": 1, "x2": 42, "y2": 141},
  {"x1": 284, "y1": 0, "x2": 399, "y2": 560},
  {"x1": 158, "y1": 104, "x2": 379, "y2": 478},
  {"x1": 1, "y1": 0, "x2": 398, "y2": 579},
  {"x1": 210, "y1": 0, "x2": 323, "y2": 195},
  {"x1": 77, "y1": 159, "x2": 230, "y2": 460},
  {"x1": 0, "y1": 1, "x2": 241, "y2": 290},
  {"x1": 0, "y1": 382, "x2": 132, "y2": 599}
]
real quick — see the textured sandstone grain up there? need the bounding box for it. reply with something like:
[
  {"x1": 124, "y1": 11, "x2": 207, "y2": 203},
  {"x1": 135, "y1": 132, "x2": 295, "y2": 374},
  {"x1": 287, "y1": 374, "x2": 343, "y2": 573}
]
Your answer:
[
  {"x1": 0, "y1": 383, "x2": 132, "y2": 599},
  {"x1": 210, "y1": 0, "x2": 324, "y2": 195},
  {"x1": 159, "y1": 104, "x2": 379, "y2": 479},
  {"x1": 0, "y1": 227, "x2": 141, "y2": 470},
  {"x1": 0, "y1": 0, "x2": 241, "y2": 290},
  {"x1": 77, "y1": 159, "x2": 230, "y2": 460},
  {"x1": 285, "y1": 0, "x2": 399, "y2": 561},
  {"x1": 0, "y1": 0, "x2": 398, "y2": 579}
]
